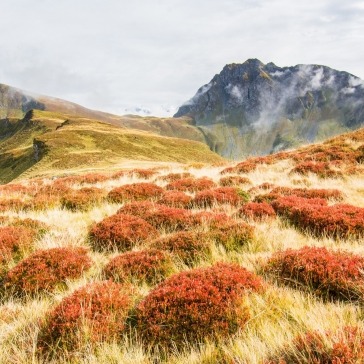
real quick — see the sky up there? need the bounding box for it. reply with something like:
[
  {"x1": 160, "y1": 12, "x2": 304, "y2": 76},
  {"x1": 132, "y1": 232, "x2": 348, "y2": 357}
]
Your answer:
[{"x1": 0, "y1": 0, "x2": 363, "y2": 116}]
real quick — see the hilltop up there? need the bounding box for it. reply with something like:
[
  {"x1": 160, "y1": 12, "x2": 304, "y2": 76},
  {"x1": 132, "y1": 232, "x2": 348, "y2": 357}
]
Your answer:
[{"x1": 0, "y1": 110, "x2": 223, "y2": 183}]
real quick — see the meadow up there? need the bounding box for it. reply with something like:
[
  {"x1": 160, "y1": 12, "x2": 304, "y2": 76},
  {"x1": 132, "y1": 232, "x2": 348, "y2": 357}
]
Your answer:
[{"x1": 0, "y1": 128, "x2": 363, "y2": 363}]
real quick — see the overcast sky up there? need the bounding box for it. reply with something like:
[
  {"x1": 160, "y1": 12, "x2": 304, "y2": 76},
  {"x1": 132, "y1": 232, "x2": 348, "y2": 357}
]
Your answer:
[{"x1": 1, "y1": 0, "x2": 363, "y2": 116}]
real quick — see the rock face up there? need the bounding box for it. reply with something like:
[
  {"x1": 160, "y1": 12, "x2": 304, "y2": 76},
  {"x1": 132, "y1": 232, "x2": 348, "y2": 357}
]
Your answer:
[{"x1": 174, "y1": 59, "x2": 364, "y2": 158}]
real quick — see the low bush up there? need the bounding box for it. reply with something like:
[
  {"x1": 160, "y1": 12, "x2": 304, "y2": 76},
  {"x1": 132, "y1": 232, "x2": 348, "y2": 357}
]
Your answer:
[
  {"x1": 157, "y1": 191, "x2": 192, "y2": 208},
  {"x1": 107, "y1": 183, "x2": 164, "y2": 203},
  {"x1": 272, "y1": 198, "x2": 364, "y2": 239},
  {"x1": 60, "y1": 187, "x2": 105, "y2": 211},
  {"x1": 37, "y1": 281, "x2": 132, "y2": 353},
  {"x1": 103, "y1": 249, "x2": 174, "y2": 285},
  {"x1": 264, "y1": 246, "x2": 364, "y2": 301},
  {"x1": 290, "y1": 161, "x2": 343, "y2": 178},
  {"x1": 157, "y1": 172, "x2": 193, "y2": 182},
  {"x1": 3, "y1": 247, "x2": 92, "y2": 296},
  {"x1": 270, "y1": 186, "x2": 343, "y2": 201},
  {"x1": 267, "y1": 326, "x2": 364, "y2": 363},
  {"x1": 193, "y1": 187, "x2": 248, "y2": 207},
  {"x1": 126, "y1": 168, "x2": 158, "y2": 179},
  {"x1": 0, "y1": 226, "x2": 35, "y2": 264},
  {"x1": 89, "y1": 213, "x2": 159, "y2": 252},
  {"x1": 239, "y1": 202, "x2": 276, "y2": 220},
  {"x1": 150, "y1": 231, "x2": 211, "y2": 265},
  {"x1": 136, "y1": 263, "x2": 264, "y2": 347},
  {"x1": 166, "y1": 177, "x2": 216, "y2": 192},
  {"x1": 219, "y1": 176, "x2": 252, "y2": 187}
]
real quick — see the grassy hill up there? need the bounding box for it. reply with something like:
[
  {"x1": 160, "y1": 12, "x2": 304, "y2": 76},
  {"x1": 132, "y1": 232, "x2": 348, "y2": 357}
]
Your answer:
[
  {"x1": 0, "y1": 127, "x2": 363, "y2": 363},
  {"x1": 0, "y1": 110, "x2": 223, "y2": 183}
]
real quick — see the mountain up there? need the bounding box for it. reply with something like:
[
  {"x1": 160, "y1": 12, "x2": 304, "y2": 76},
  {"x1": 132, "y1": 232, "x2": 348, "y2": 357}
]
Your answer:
[
  {"x1": 174, "y1": 58, "x2": 364, "y2": 158},
  {"x1": 0, "y1": 110, "x2": 223, "y2": 183}
]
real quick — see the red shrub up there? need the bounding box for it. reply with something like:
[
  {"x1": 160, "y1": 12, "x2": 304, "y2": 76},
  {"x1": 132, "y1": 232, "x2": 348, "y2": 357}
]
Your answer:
[
  {"x1": 3, "y1": 247, "x2": 92, "y2": 296},
  {"x1": 221, "y1": 156, "x2": 275, "y2": 175},
  {"x1": 264, "y1": 246, "x2": 364, "y2": 300},
  {"x1": 103, "y1": 249, "x2": 173, "y2": 284},
  {"x1": 219, "y1": 176, "x2": 252, "y2": 187},
  {"x1": 272, "y1": 198, "x2": 364, "y2": 239},
  {"x1": 89, "y1": 213, "x2": 159, "y2": 252},
  {"x1": 60, "y1": 187, "x2": 105, "y2": 211},
  {"x1": 193, "y1": 212, "x2": 255, "y2": 250},
  {"x1": 119, "y1": 202, "x2": 193, "y2": 232},
  {"x1": 270, "y1": 187, "x2": 343, "y2": 201},
  {"x1": 0, "y1": 198, "x2": 25, "y2": 212},
  {"x1": 126, "y1": 168, "x2": 158, "y2": 179},
  {"x1": 37, "y1": 281, "x2": 132, "y2": 352},
  {"x1": 0, "y1": 226, "x2": 35, "y2": 264},
  {"x1": 150, "y1": 231, "x2": 211, "y2": 265},
  {"x1": 166, "y1": 177, "x2": 216, "y2": 192},
  {"x1": 72, "y1": 173, "x2": 108, "y2": 185},
  {"x1": 158, "y1": 172, "x2": 193, "y2": 182},
  {"x1": 193, "y1": 187, "x2": 249, "y2": 207},
  {"x1": 136, "y1": 263, "x2": 264, "y2": 346},
  {"x1": 290, "y1": 161, "x2": 343, "y2": 178},
  {"x1": 267, "y1": 326, "x2": 364, "y2": 363},
  {"x1": 157, "y1": 190, "x2": 192, "y2": 208},
  {"x1": 239, "y1": 202, "x2": 276, "y2": 220},
  {"x1": 107, "y1": 183, "x2": 164, "y2": 203}
]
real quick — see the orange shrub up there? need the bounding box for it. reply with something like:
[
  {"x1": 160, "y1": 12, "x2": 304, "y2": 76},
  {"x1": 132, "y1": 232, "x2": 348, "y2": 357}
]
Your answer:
[
  {"x1": 267, "y1": 326, "x2": 364, "y2": 363},
  {"x1": 103, "y1": 249, "x2": 173, "y2": 284},
  {"x1": 290, "y1": 161, "x2": 342, "y2": 178},
  {"x1": 37, "y1": 281, "x2": 132, "y2": 353},
  {"x1": 3, "y1": 247, "x2": 92, "y2": 296},
  {"x1": 157, "y1": 172, "x2": 193, "y2": 182},
  {"x1": 270, "y1": 186, "x2": 343, "y2": 201},
  {"x1": 166, "y1": 177, "x2": 216, "y2": 192},
  {"x1": 136, "y1": 263, "x2": 264, "y2": 346},
  {"x1": 193, "y1": 212, "x2": 255, "y2": 250},
  {"x1": 107, "y1": 183, "x2": 164, "y2": 203},
  {"x1": 60, "y1": 187, "x2": 105, "y2": 211},
  {"x1": 219, "y1": 176, "x2": 252, "y2": 187},
  {"x1": 89, "y1": 213, "x2": 159, "y2": 252},
  {"x1": 0, "y1": 226, "x2": 35, "y2": 264},
  {"x1": 126, "y1": 168, "x2": 158, "y2": 179},
  {"x1": 150, "y1": 231, "x2": 211, "y2": 265},
  {"x1": 264, "y1": 246, "x2": 364, "y2": 301},
  {"x1": 119, "y1": 202, "x2": 193, "y2": 232},
  {"x1": 239, "y1": 202, "x2": 276, "y2": 220},
  {"x1": 193, "y1": 187, "x2": 249, "y2": 207},
  {"x1": 157, "y1": 190, "x2": 192, "y2": 208},
  {"x1": 0, "y1": 198, "x2": 25, "y2": 212}
]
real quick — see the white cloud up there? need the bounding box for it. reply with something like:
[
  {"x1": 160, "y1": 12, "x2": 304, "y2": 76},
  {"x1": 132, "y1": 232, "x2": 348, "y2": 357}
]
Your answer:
[{"x1": 0, "y1": 0, "x2": 363, "y2": 116}]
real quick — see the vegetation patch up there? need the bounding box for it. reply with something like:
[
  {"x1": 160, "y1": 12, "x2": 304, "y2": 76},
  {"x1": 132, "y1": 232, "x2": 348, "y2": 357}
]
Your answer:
[
  {"x1": 136, "y1": 263, "x2": 264, "y2": 347},
  {"x1": 264, "y1": 246, "x2": 364, "y2": 301},
  {"x1": 103, "y1": 249, "x2": 174, "y2": 285},
  {"x1": 89, "y1": 213, "x2": 159, "y2": 252},
  {"x1": 107, "y1": 183, "x2": 164, "y2": 203},
  {"x1": 239, "y1": 202, "x2": 276, "y2": 220},
  {"x1": 60, "y1": 187, "x2": 105, "y2": 211},
  {"x1": 166, "y1": 177, "x2": 216, "y2": 192},
  {"x1": 193, "y1": 187, "x2": 248, "y2": 207},
  {"x1": 3, "y1": 247, "x2": 92, "y2": 296}
]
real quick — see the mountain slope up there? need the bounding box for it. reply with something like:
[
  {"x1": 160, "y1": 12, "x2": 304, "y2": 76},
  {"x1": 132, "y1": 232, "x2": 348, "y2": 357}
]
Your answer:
[
  {"x1": 174, "y1": 58, "x2": 364, "y2": 158},
  {"x1": 0, "y1": 110, "x2": 223, "y2": 183},
  {"x1": 0, "y1": 83, "x2": 206, "y2": 144}
]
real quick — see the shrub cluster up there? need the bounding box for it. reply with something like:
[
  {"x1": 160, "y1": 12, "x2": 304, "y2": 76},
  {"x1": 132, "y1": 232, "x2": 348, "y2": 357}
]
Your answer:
[
  {"x1": 107, "y1": 183, "x2": 164, "y2": 203},
  {"x1": 89, "y1": 213, "x2": 159, "y2": 252},
  {"x1": 157, "y1": 190, "x2": 192, "y2": 208},
  {"x1": 220, "y1": 156, "x2": 275, "y2": 175},
  {"x1": 150, "y1": 231, "x2": 211, "y2": 265},
  {"x1": 267, "y1": 326, "x2": 364, "y2": 363},
  {"x1": 60, "y1": 187, "x2": 105, "y2": 211},
  {"x1": 126, "y1": 168, "x2": 158, "y2": 179},
  {"x1": 157, "y1": 172, "x2": 193, "y2": 182},
  {"x1": 193, "y1": 187, "x2": 248, "y2": 207},
  {"x1": 0, "y1": 226, "x2": 35, "y2": 264},
  {"x1": 3, "y1": 247, "x2": 92, "y2": 296},
  {"x1": 264, "y1": 246, "x2": 364, "y2": 301},
  {"x1": 219, "y1": 175, "x2": 252, "y2": 187},
  {"x1": 165, "y1": 177, "x2": 216, "y2": 192},
  {"x1": 290, "y1": 161, "x2": 342, "y2": 178},
  {"x1": 103, "y1": 249, "x2": 173, "y2": 285},
  {"x1": 239, "y1": 202, "x2": 276, "y2": 220},
  {"x1": 272, "y1": 198, "x2": 364, "y2": 239},
  {"x1": 136, "y1": 263, "x2": 264, "y2": 346},
  {"x1": 118, "y1": 202, "x2": 193, "y2": 232},
  {"x1": 37, "y1": 281, "x2": 132, "y2": 353}
]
